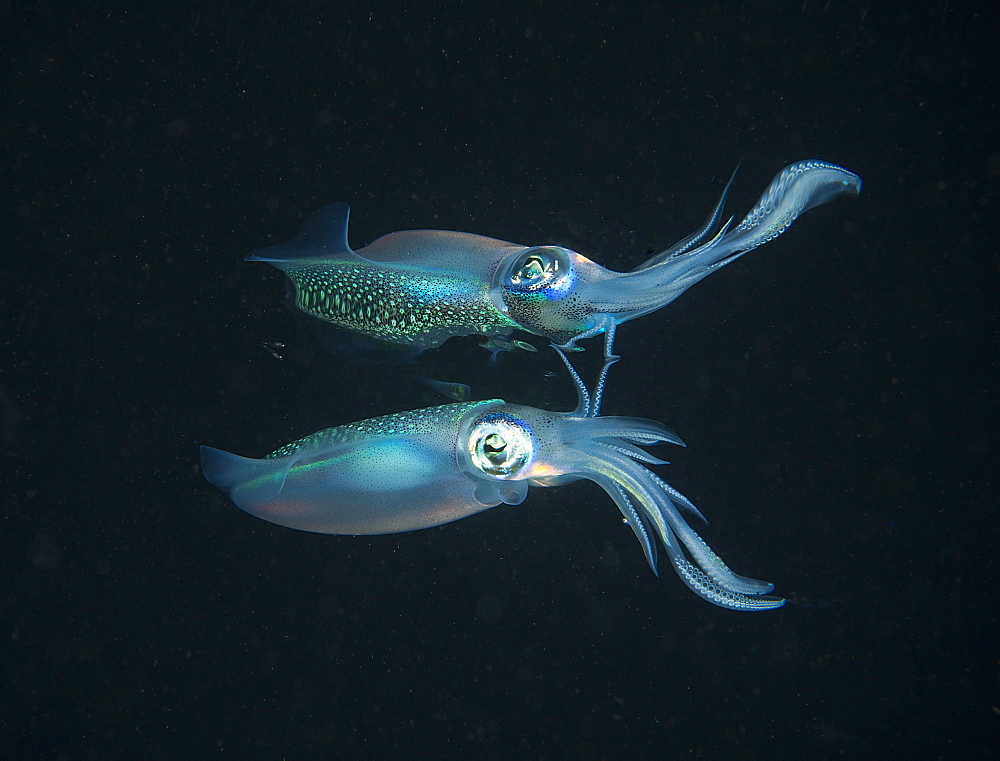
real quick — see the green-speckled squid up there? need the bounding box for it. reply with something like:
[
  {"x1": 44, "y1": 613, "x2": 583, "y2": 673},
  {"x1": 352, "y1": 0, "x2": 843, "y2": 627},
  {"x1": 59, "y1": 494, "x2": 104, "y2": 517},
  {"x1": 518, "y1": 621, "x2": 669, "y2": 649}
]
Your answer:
[
  {"x1": 201, "y1": 350, "x2": 784, "y2": 611},
  {"x1": 248, "y1": 160, "x2": 860, "y2": 364}
]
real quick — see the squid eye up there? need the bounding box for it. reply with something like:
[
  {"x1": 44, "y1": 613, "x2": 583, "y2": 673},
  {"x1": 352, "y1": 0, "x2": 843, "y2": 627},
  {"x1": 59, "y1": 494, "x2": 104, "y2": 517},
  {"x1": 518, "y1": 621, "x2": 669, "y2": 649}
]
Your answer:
[
  {"x1": 469, "y1": 413, "x2": 535, "y2": 478},
  {"x1": 505, "y1": 247, "x2": 573, "y2": 295},
  {"x1": 483, "y1": 433, "x2": 507, "y2": 462},
  {"x1": 516, "y1": 255, "x2": 548, "y2": 283}
]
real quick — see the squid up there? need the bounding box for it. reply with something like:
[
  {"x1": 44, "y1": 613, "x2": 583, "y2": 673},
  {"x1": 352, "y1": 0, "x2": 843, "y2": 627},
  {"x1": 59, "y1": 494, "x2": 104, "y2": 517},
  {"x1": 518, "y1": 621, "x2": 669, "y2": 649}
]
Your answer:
[
  {"x1": 201, "y1": 350, "x2": 785, "y2": 611},
  {"x1": 248, "y1": 160, "x2": 860, "y2": 365}
]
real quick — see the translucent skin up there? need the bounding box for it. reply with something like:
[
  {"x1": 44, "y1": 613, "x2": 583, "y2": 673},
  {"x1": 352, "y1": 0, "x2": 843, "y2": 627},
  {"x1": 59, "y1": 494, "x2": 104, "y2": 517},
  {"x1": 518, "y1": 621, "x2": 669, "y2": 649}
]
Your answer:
[
  {"x1": 248, "y1": 161, "x2": 860, "y2": 356},
  {"x1": 200, "y1": 401, "x2": 502, "y2": 535},
  {"x1": 201, "y1": 396, "x2": 785, "y2": 611}
]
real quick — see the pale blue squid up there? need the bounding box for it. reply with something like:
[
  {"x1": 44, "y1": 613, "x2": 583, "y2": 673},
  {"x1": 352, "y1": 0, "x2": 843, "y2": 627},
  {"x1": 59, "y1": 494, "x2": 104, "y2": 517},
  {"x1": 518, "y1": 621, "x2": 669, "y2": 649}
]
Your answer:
[
  {"x1": 200, "y1": 351, "x2": 785, "y2": 611},
  {"x1": 248, "y1": 160, "x2": 860, "y2": 365}
]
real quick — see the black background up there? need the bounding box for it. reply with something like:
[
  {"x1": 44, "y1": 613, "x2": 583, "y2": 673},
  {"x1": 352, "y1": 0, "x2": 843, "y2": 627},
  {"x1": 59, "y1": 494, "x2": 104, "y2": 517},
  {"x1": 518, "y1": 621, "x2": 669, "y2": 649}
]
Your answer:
[{"x1": 2, "y1": 1, "x2": 997, "y2": 759}]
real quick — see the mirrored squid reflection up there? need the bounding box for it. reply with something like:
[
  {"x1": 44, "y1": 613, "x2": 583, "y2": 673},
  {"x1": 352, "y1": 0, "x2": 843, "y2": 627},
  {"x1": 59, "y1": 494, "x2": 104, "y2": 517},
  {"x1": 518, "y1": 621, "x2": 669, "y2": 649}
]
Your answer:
[{"x1": 202, "y1": 350, "x2": 785, "y2": 611}]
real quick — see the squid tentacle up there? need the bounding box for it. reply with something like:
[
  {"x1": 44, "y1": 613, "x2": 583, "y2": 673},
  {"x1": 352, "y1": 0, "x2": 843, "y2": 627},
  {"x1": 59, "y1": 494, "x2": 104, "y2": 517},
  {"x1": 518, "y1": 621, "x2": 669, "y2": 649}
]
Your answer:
[
  {"x1": 591, "y1": 440, "x2": 669, "y2": 467},
  {"x1": 635, "y1": 165, "x2": 740, "y2": 268},
  {"x1": 578, "y1": 448, "x2": 783, "y2": 610},
  {"x1": 603, "y1": 478, "x2": 659, "y2": 576}
]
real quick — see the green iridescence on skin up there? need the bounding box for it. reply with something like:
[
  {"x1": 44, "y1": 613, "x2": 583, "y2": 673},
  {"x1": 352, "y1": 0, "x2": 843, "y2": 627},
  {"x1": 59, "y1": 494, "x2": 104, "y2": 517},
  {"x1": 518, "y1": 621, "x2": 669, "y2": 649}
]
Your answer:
[
  {"x1": 287, "y1": 264, "x2": 517, "y2": 345},
  {"x1": 265, "y1": 401, "x2": 495, "y2": 459},
  {"x1": 509, "y1": 289, "x2": 550, "y2": 304}
]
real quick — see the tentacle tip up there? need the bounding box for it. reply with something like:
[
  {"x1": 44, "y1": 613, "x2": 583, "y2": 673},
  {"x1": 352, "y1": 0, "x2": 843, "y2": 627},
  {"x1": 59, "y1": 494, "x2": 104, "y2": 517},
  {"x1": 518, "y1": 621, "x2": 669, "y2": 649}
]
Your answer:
[{"x1": 734, "y1": 594, "x2": 785, "y2": 611}]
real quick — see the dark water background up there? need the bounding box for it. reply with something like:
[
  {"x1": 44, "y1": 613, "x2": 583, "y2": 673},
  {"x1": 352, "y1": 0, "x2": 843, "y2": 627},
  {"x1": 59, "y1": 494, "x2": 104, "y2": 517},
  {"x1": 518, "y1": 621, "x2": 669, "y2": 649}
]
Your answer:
[{"x1": 2, "y1": 1, "x2": 997, "y2": 759}]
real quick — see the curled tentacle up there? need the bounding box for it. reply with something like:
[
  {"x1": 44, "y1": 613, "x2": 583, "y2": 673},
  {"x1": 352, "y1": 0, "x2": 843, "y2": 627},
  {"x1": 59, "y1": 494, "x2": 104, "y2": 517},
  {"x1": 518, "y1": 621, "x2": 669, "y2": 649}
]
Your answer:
[{"x1": 570, "y1": 445, "x2": 784, "y2": 611}]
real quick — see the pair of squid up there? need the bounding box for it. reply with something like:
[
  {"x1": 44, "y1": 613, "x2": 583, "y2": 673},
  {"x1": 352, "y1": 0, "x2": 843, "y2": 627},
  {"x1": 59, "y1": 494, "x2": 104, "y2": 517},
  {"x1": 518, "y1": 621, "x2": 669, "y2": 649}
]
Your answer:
[{"x1": 202, "y1": 160, "x2": 861, "y2": 610}]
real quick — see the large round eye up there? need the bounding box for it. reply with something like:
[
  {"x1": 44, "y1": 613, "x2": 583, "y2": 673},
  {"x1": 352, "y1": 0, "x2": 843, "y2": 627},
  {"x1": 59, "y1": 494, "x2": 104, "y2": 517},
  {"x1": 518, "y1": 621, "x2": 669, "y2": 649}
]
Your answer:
[
  {"x1": 504, "y1": 246, "x2": 574, "y2": 297},
  {"x1": 512, "y1": 254, "x2": 551, "y2": 285},
  {"x1": 468, "y1": 412, "x2": 535, "y2": 478}
]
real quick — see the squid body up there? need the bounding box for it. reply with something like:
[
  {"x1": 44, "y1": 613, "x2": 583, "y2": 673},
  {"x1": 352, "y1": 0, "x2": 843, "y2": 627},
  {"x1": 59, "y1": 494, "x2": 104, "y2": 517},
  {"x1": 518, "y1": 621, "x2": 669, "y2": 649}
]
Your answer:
[
  {"x1": 201, "y1": 368, "x2": 785, "y2": 611},
  {"x1": 248, "y1": 160, "x2": 860, "y2": 359}
]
